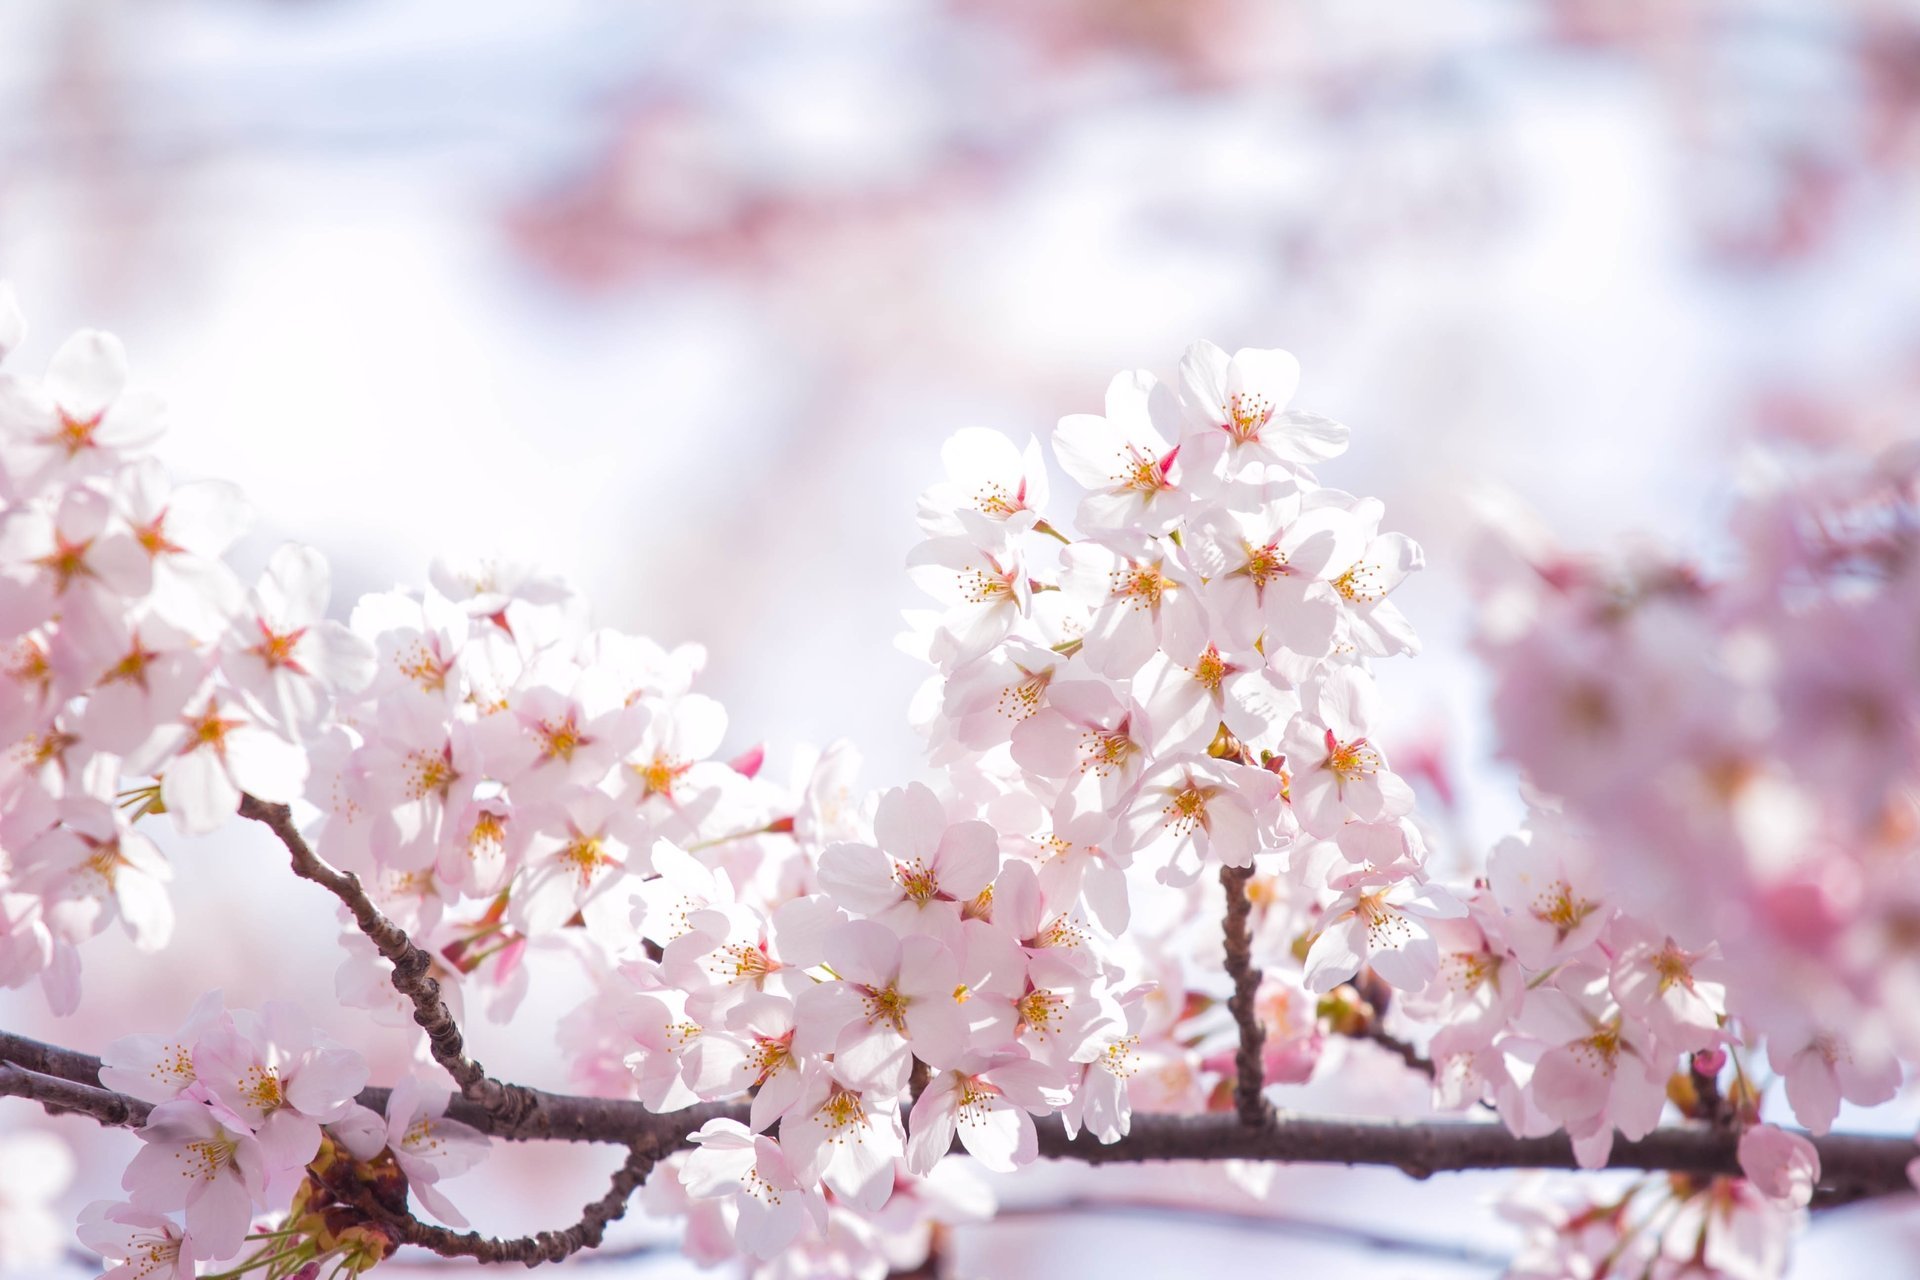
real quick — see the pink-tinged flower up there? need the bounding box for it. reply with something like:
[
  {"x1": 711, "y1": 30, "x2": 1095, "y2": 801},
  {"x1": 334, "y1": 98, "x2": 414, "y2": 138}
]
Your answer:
[
  {"x1": 0, "y1": 486, "x2": 151, "y2": 641},
  {"x1": 987, "y1": 857, "x2": 1099, "y2": 987},
  {"x1": 122, "y1": 1100, "x2": 268, "y2": 1260},
  {"x1": 1486, "y1": 815, "x2": 1610, "y2": 969},
  {"x1": 1282, "y1": 667, "x2": 1415, "y2": 839},
  {"x1": 916, "y1": 428, "x2": 1048, "y2": 538},
  {"x1": 631, "y1": 836, "x2": 736, "y2": 950},
  {"x1": 223, "y1": 544, "x2": 375, "y2": 736},
  {"x1": 618, "y1": 989, "x2": 745, "y2": 1111},
  {"x1": 75, "y1": 1201, "x2": 196, "y2": 1280},
  {"x1": 65, "y1": 613, "x2": 207, "y2": 756},
  {"x1": 98, "y1": 990, "x2": 228, "y2": 1103},
  {"x1": 779, "y1": 1069, "x2": 905, "y2": 1212},
  {"x1": 904, "y1": 1053, "x2": 1058, "y2": 1175},
  {"x1": 1056, "y1": 985, "x2": 1149, "y2": 1144},
  {"x1": 479, "y1": 660, "x2": 641, "y2": 801},
  {"x1": 908, "y1": 523, "x2": 1032, "y2": 668},
  {"x1": 1323, "y1": 502, "x2": 1423, "y2": 658},
  {"x1": 1495, "y1": 1180, "x2": 1652, "y2": 1280},
  {"x1": 1060, "y1": 538, "x2": 1207, "y2": 680},
  {"x1": 1176, "y1": 341, "x2": 1347, "y2": 486},
  {"x1": 1673, "y1": 1178, "x2": 1796, "y2": 1280},
  {"x1": 193, "y1": 1004, "x2": 369, "y2": 1170},
  {"x1": 1032, "y1": 803, "x2": 1132, "y2": 935},
  {"x1": 20, "y1": 794, "x2": 173, "y2": 952},
  {"x1": 1118, "y1": 754, "x2": 1281, "y2": 886},
  {"x1": 1765, "y1": 1028, "x2": 1901, "y2": 1135},
  {"x1": 1737, "y1": 1124, "x2": 1820, "y2": 1207},
  {"x1": 618, "y1": 693, "x2": 734, "y2": 838},
  {"x1": 0, "y1": 632, "x2": 58, "y2": 746},
  {"x1": 1052, "y1": 369, "x2": 1192, "y2": 539},
  {"x1": 1608, "y1": 924, "x2": 1726, "y2": 1053},
  {"x1": 112, "y1": 458, "x2": 249, "y2": 639},
  {"x1": 0, "y1": 1131, "x2": 73, "y2": 1271},
  {"x1": 510, "y1": 789, "x2": 643, "y2": 935},
  {"x1": 0, "y1": 329, "x2": 165, "y2": 484},
  {"x1": 1184, "y1": 478, "x2": 1354, "y2": 666},
  {"x1": 816, "y1": 783, "x2": 998, "y2": 946},
  {"x1": 350, "y1": 701, "x2": 483, "y2": 873},
  {"x1": 427, "y1": 554, "x2": 572, "y2": 620},
  {"x1": 380, "y1": 1075, "x2": 489, "y2": 1227},
  {"x1": 348, "y1": 588, "x2": 473, "y2": 708},
  {"x1": 792, "y1": 920, "x2": 967, "y2": 1093},
  {"x1": 1399, "y1": 908, "x2": 1523, "y2": 1042},
  {"x1": 1008, "y1": 678, "x2": 1148, "y2": 810},
  {"x1": 681, "y1": 1120, "x2": 822, "y2": 1260},
  {"x1": 934, "y1": 638, "x2": 1067, "y2": 754},
  {"x1": 1303, "y1": 871, "x2": 1465, "y2": 993},
  {"x1": 1429, "y1": 1030, "x2": 1554, "y2": 1136},
  {"x1": 124, "y1": 692, "x2": 307, "y2": 835},
  {"x1": 663, "y1": 892, "x2": 833, "y2": 1023},
  {"x1": 1520, "y1": 969, "x2": 1670, "y2": 1168},
  {"x1": 719, "y1": 994, "x2": 808, "y2": 1132},
  {"x1": 791, "y1": 738, "x2": 864, "y2": 853},
  {"x1": 1136, "y1": 638, "x2": 1292, "y2": 758},
  {"x1": 1252, "y1": 975, "x2": 1324, "y2": 1085}
]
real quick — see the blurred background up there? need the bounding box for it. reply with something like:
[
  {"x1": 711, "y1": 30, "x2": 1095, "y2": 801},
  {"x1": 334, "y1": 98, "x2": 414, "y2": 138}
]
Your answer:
[{"x1": 4, "y1": 0, "x2": 1920, "y2": 1274}]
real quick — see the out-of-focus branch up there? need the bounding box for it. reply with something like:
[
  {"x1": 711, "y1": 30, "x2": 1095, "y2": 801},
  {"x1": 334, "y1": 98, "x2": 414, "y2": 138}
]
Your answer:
[
  {"x1": 1354, "y1": 1024, "x2": 1434, "y2": 1078},
  {"x1": 239, "y1": 795, "x2": 540, "y2": 1128},
  {"x1": 1219, "y1": 863, "x2": 1273, "y2": 1127}
]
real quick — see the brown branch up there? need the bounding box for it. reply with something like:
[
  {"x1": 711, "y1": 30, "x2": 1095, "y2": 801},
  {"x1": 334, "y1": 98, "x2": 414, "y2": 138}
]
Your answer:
[
  {"x1": 0, "y1": 1061, "x2": 150, "y2": 1128},
  {"x1": 1353, "y1": 1025, "x2": 1434, "y2": 1078},
  {"x1": 239, "y1": 795, "x2": 539, "y2": 1128},
  {"x1": 5, "y1": 1027, "x2": 1915, "y2": 1205},
  {"x1": 349, "y1": 1143, "x2": 659, "y2": 1267},
  {"x1": 1219, "y1": 863, "x2": 1273, "y2": 1127},
  {"x1": 0, "y1": 1028, "x2": 723, "y2": 1148}
]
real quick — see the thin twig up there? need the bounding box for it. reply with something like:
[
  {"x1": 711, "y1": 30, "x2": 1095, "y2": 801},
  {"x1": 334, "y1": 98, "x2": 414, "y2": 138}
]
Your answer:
[
  {"x1": 1353, "y1": 1025, "x2": 1435, "y2": 1078},
  {"x1": 239, "y1": 795, "x2": 540, "y2": 1128},
  {"x1": 1219, "y1": 863, "x2": 1273, "y2": 1127},
  {"x1": 348, "y1": 1144, "x2": 660, "y2": 1267}
]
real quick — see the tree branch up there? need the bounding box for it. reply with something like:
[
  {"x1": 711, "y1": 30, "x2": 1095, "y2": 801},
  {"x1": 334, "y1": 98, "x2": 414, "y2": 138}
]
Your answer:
[
  {"x1": 345, "y1": 1143, "x2": 660, "y2": 1267},
  {"x1": 0, "y1": 1061, "x2": 149, "y2": 1128},
  {"x1": 239, "y1": 795, "x2": 540, "y2": 1128},
  {"x1": 1219, "y1": 863, "x2": 1273, "y2": 1127},
  {"x1": 5, "y1": 1027, "x2": 1914, "y2": 1206}
]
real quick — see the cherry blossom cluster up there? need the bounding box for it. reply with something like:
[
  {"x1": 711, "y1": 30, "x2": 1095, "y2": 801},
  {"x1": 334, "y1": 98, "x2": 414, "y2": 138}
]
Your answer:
[
  {"x1": 0, "y1": 287, "x2": 374, "y2": 1012},
  {"x1": 78, "y1": 993, "x2": 484, "y2": 1280},
  {"x1": 1436, "y1": 452, "x2": 1920, "y2": 1135},
  {"x1": 1498, "y1": 1123, "x2": 1820, "y2": 1280},
  {"x1": 2, "y1": 283, "x2": 1914, "y2": 1280}
]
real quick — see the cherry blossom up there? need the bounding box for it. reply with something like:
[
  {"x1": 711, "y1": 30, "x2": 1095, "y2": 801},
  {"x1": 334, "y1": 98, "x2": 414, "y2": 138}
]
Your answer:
[
  {"x1": 0, "y1": 311, "x2": 1910, "y2": 1280},
  {"x1": 75, "y1": 1201, "x2": 196, "y2": 1280}
]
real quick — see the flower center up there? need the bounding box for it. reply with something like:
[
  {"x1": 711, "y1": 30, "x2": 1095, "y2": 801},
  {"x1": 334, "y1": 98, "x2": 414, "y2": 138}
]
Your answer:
[
  {"x1": 996, "y1": 667, "x2": 1051, "y2": 722},
  {"x1": 1077, "y1": 729, "x2": 1138, "y2": 778},
  {"x1": 1017, "y1": 987, "x2": 1064, "y2": 1037},
  {"x1": 860, "y1": 983, "x2": 910, "y2": 1035},
  {"x1": 1225, "y1": 392, "x2": 1273, "y2": 443},
  {"x1": 1325, "y1": 734, "x2": 1381, "y2": 784},
  {"x1": 1531, "y1": 879, "x2": 1598, "y2": 938},
  {"x1": 536, "y1": 715, "x2": 587, "y2": 763},
  {"x1": 1112, "y1": 565, "x2": 1170, "y2": 610},
  {"x1": 1334, "y1": 563, "x2": 1384, "y2": 604},
  {"x1": 894, "y1": 857, "x2": 942, "y2": 905}
]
